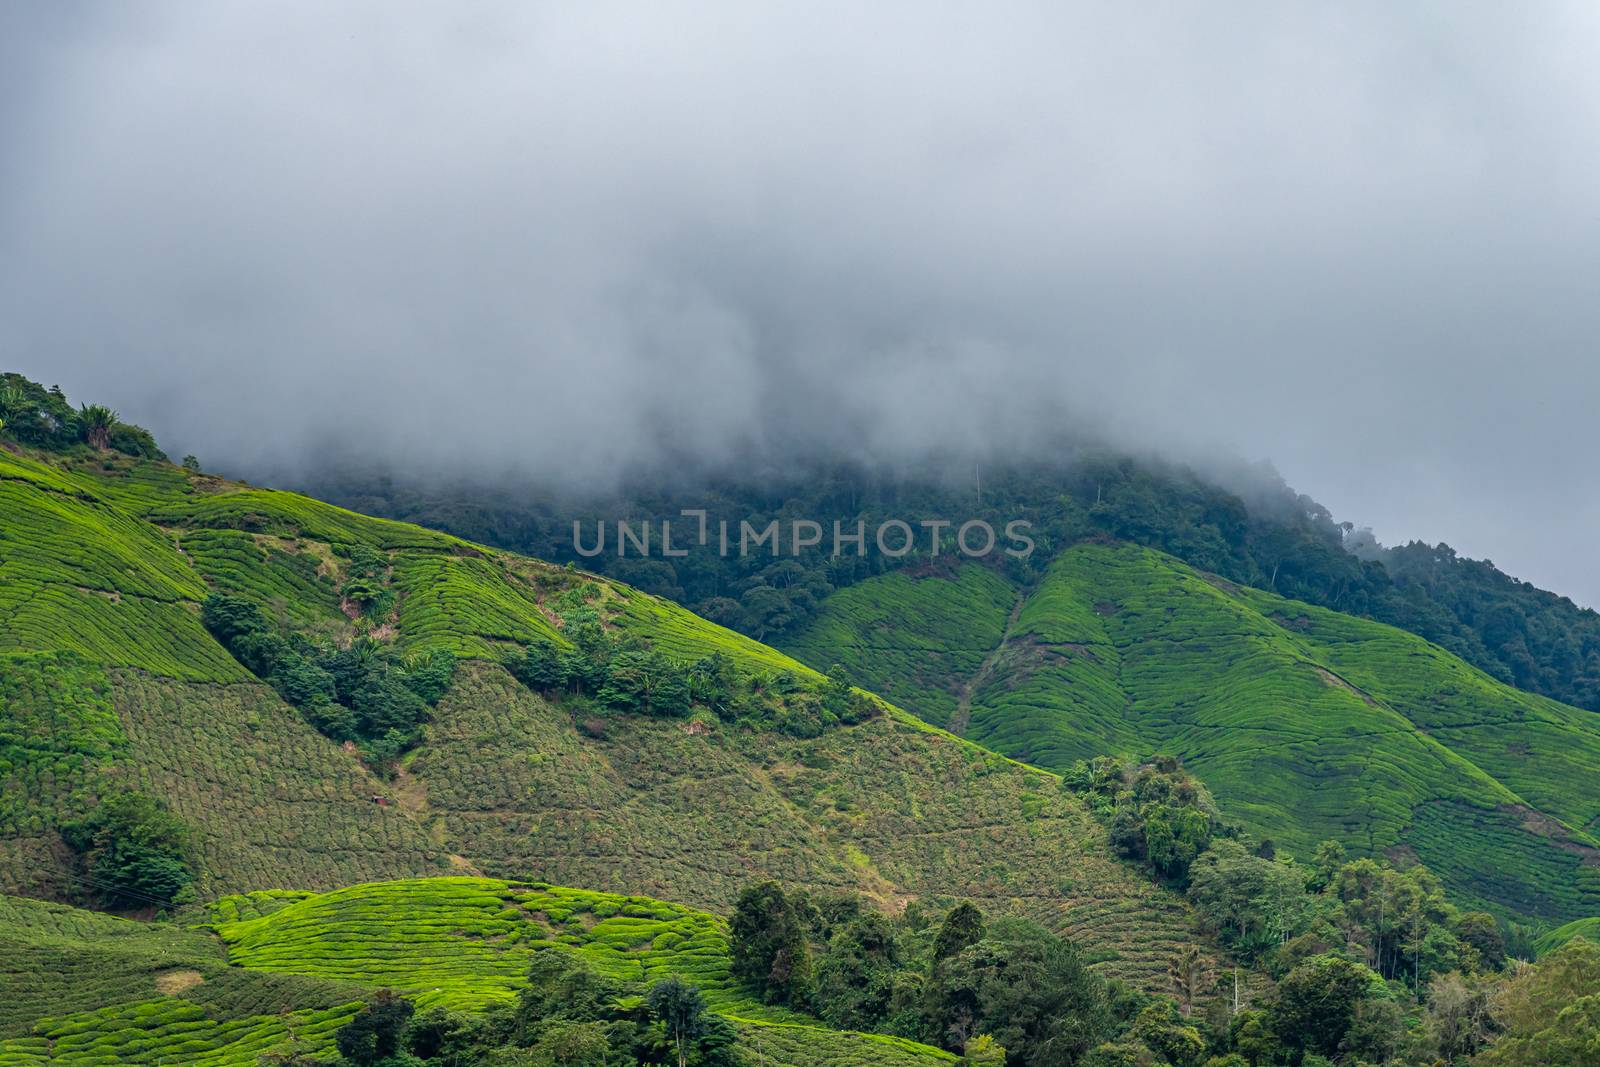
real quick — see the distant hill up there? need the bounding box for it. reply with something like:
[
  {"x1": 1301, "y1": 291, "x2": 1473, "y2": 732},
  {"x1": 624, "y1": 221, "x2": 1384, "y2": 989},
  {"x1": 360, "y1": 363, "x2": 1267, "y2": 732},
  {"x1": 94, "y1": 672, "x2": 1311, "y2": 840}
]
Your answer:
[{"x1": 780, "y1": 544, "x2": 1600, "y2": 925}]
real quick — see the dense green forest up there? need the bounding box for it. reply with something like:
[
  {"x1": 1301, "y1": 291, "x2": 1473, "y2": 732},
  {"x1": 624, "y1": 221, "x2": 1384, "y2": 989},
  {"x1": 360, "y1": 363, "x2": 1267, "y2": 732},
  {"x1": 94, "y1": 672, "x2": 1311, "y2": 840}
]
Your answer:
[{"x1": 306, "y1": 452, "x2": 1600, "y2": 714}]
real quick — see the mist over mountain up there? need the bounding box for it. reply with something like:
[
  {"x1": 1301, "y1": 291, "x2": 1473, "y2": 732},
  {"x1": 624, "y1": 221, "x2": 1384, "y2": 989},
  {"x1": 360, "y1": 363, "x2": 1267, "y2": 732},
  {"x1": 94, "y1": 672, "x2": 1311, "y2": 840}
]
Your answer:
[
  {"x1": 9, "y1": 9, "x2": 1600, "y2": 1056},
  {"x1": 5, "y1": 2, "x2": 1600, "y2": 604}
]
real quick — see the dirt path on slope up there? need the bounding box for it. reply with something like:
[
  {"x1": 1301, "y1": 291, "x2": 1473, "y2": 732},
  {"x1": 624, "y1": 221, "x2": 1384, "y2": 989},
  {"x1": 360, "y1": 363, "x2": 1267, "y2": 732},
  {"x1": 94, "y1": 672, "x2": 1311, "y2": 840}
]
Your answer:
[{"x1": 948, "y1": 591, "x2": 1026, "y2": 736}]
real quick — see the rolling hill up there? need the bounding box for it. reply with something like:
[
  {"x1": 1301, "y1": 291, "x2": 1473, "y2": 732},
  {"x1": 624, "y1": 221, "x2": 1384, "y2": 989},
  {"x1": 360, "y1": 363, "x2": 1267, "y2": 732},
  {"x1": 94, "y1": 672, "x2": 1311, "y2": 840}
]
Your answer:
[
  {"x1": 0, "y1": 878, "x2": 957, "y2": 1065},
  {"x1": 6, "y1": 396, "x2": 1600, "y2": 1063},
  {"x1": 0, "y1": 442, "x2": 1197, "y2": 992},
  {"x1": 780, "y1": 542, "x2": 1600, "y2": 925}
]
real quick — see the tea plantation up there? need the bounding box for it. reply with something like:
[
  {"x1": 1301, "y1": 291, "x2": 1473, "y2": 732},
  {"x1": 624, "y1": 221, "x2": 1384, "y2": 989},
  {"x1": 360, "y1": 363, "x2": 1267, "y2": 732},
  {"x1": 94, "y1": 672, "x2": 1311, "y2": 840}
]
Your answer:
[
  {"x1": 0, "y1": 444, "x2": 1203, "y2": 991},
  {"x1": 0, "y1": 891, "x2": 368, "y2": 1065},
  {"x1": 0, "y1": 878, "x2": 956, "y2": 1065},
  {"x1": 9, "y1": 435, "x2": 1600, "y2": 1059},
  {"x1": 782, "y1": 542, "x2": 1600, "y2": 923}
]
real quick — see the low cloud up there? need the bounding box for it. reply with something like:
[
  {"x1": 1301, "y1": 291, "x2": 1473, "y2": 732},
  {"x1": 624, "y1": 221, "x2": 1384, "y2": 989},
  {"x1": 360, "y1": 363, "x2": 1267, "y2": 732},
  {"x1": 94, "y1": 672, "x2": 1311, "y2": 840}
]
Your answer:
[{"x1": 4, "y1": 2, "x2": 1600, "y2": 602}]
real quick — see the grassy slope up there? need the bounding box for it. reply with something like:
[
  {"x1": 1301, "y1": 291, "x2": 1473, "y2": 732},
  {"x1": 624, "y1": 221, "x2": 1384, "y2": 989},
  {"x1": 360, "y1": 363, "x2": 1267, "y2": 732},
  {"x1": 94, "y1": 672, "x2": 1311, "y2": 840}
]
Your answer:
[
  {"x1": 1534, "y1": 917, "x2": 1600, "y2": 956},
  {"x1": 0, "y1": 447, "x2": 1196, "y2": 991},
  {"x1": 411, "y1": 663, "x2": 1194, "y2": 984},
  {"x1": 782, "y1": 542, "x2": 1600, "y2": 924},
  {"x1": 780, "y1": 563, "x2": 1018, "y2": 729},
  {"x1": 0, "y1": 893, "x2": 367, "y2": 1066},
  {"x1": 0, "y1": 879, "x2": 954, "y2": 1065}
]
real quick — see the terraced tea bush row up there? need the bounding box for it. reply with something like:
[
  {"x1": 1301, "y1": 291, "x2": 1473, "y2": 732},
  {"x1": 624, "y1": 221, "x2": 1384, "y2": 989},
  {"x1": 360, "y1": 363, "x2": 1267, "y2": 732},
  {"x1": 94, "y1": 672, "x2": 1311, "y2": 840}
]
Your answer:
[
  {"x1": 0, "y1": 468, "x2": 203, "y2": 602},
  {"x1": 0, "y1": 654, "x2": 128, "y2": 900},
  {"x1": 147, "y1": 489, "x2": 464, "y2": 554},
  {"x1": 730, "y1": 1020, "x2": 958, "y2": 1066},
  {"x1": 47, "y1": 455, "x2": 195, "y2": 513},
  {"x1": 1, "y1": 866, "x2": 366, "y2": 1062},
  {"x1": 1534, "y1": 915, "x2": 1600, "y2": 955},
  {"x1": 1405, "y1": 801, "x2": 1600, "y2": 923},
  {"x1": 211, "y1": 877, "x2": 788, "y2": 1019},
  {"x1": 0, "y1": 459, "x2": 240, "y2": 680},
  {"x1": 609, "y1": 586, "x2": 817, "y2": 677},
  {"x1": 1, "y1": 873, "x2": 960, "y2": 1064},
  {"x1": 390, "y1": 553, "x2": 566, "y2": 658},
  {"x1": 0, "y1": 654, "x2": 125, "y2": 831},
  {"x1": 0, "y1": 578, "x2": 241, "y2": 682},
  {"x1": 0, "y1": 894, "x2": 221, "y2": 1036},
  {"x1": 106, "y1": 673, "x2": 442, "y2": 897},
  {"x1": 414, "y1": 663, "x2": 1200, "y2": 990},
  {"x1": 206, "y1": 889, "x2": 315, "y2": 924},
  {"x1": 202, "y1": 877, "x2": 965, "y2": 1064},
  {"x1": 0, "y1": 996, "x2": 358, "y2": 1066},
  {"x1": 177, "y1": 529, "x2": 342, "y2": 629},
  {"x1": 1239, "y1": 584, "x2": 1600, "y2": 842}
]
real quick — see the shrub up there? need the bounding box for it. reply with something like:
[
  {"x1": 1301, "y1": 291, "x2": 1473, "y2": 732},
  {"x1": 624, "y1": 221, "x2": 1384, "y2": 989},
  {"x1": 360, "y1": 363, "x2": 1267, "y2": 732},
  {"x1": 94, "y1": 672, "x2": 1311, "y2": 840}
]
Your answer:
[{"x1": 60, "y1": 792, "x2": 195, "y2": 909}]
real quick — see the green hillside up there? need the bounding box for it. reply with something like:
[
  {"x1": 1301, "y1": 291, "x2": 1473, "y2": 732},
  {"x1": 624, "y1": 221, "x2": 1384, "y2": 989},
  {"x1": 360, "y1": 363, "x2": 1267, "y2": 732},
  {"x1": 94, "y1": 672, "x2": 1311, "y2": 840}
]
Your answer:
[
  {"x1": 781, "y1": 542, "x2": 1600, "y2": 924},
  {"x1": 7, "y1": 386, "x2": 1600, "y2": 1064},
  {"x1": 0, "y1": 878, "x2": 955, "y2": 1066},
  {"x1": 1533, "y1": 915, "x2": 1600, "y2": 956},
  {"x1": 0, "y1": 444, "x2": 1197, "y2": 989},
  {"x1": 206, "y1": 877, "x2": 954, "y2": 1063},
  {"x1": 0, "y1": 892, "x2": 368, "y2": 1065}
]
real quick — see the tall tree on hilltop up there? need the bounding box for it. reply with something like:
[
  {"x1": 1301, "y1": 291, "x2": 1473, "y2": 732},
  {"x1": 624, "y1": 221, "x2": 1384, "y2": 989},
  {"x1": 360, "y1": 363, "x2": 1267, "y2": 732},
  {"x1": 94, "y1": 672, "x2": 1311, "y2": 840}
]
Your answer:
[{"x1": 77, "y1": 403, "x2": 119, "y2": 450}]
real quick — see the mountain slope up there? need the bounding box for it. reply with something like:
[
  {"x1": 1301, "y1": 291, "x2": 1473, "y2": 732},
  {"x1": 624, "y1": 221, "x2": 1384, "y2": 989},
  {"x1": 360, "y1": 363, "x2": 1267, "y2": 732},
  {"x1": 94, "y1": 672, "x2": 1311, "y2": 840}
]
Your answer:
[
  {"x1": 302, "y1": 450, "x2": 1600, "y2": 715},
  {"x1": 0, "y1": 892, "x2": 367, "y2": 1065},
  {"x1": 781, "y1": 542, "x2": 1600, "y2": 924},
  {"x1": 0, "y1": 446, "x2": 1196, "y2": 987},
  {"x1": 0, "y1": 879, "x2": 957, "y2": 1066}
]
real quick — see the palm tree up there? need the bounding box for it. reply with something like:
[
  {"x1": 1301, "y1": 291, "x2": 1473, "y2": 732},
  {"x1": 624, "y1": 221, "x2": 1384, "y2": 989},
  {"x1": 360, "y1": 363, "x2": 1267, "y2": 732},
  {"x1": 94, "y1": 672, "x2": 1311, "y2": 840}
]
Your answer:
[
  {"x1": 1168, "y1": 944, "x2": 1212, "y2": 1017},
  {"x1": 77, "y1": 404, "x2": 119, "y2": 451},
  {"x1": 0, "y1": 386, "x2": 25, "y2": 433}
]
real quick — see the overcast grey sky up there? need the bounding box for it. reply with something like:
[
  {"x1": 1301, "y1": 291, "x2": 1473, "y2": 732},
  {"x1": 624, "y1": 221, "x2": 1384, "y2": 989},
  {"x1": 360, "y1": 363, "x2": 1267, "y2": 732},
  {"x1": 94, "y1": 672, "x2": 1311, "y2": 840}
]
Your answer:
[{"x1": 4, "y1": 2, "x2": 1600, "y2": 604}]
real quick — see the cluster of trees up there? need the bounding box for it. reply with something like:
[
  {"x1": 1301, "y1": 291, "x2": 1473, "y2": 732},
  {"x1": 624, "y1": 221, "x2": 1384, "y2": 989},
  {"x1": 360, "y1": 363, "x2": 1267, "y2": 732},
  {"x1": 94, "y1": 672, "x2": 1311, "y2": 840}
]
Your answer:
[
  {"x1": 0, "y1": 372, "x2": 164, "y2": 458},
  {"x1": 341, "y1": 544, "x2": 399, "y2": 620},
  {"x1": 509, "y1": 603, "x2": 876, "y2": 739},
  {"x1": 1373, "y1": 540, "x2": 1600, "y2": 712},
  {"x1": 721, "y1": 877, "x2": 1600, "y2": 1067},
  {"x1": 1067, "y1": 756, "x2": 1510, "y2": 983},
  {"x1": 1065, "y1": 756, "x2": 1225, "y2": 887},
  {"x1": 313, "y1": 450, "x2": 1600, "y2": 713},
  {"x1": 60, "y1": 791, "x2": 195, "y2": 910},
  {"x1": 269, "y1": 925, "x2": 1600, "y2": 1067},
  {"x1": 307, "y1": 960, "x2": 737, "y2": 1067},
  {"x1": 202, "y1": 593, "x2": 455, "y2": 770},
  {"x1": 1051, "y1": 755, "x2": 1600, "y2": 1065},
  {"x1": 726, "y1": 880, "x2": 1130, "y2": 1065}
]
